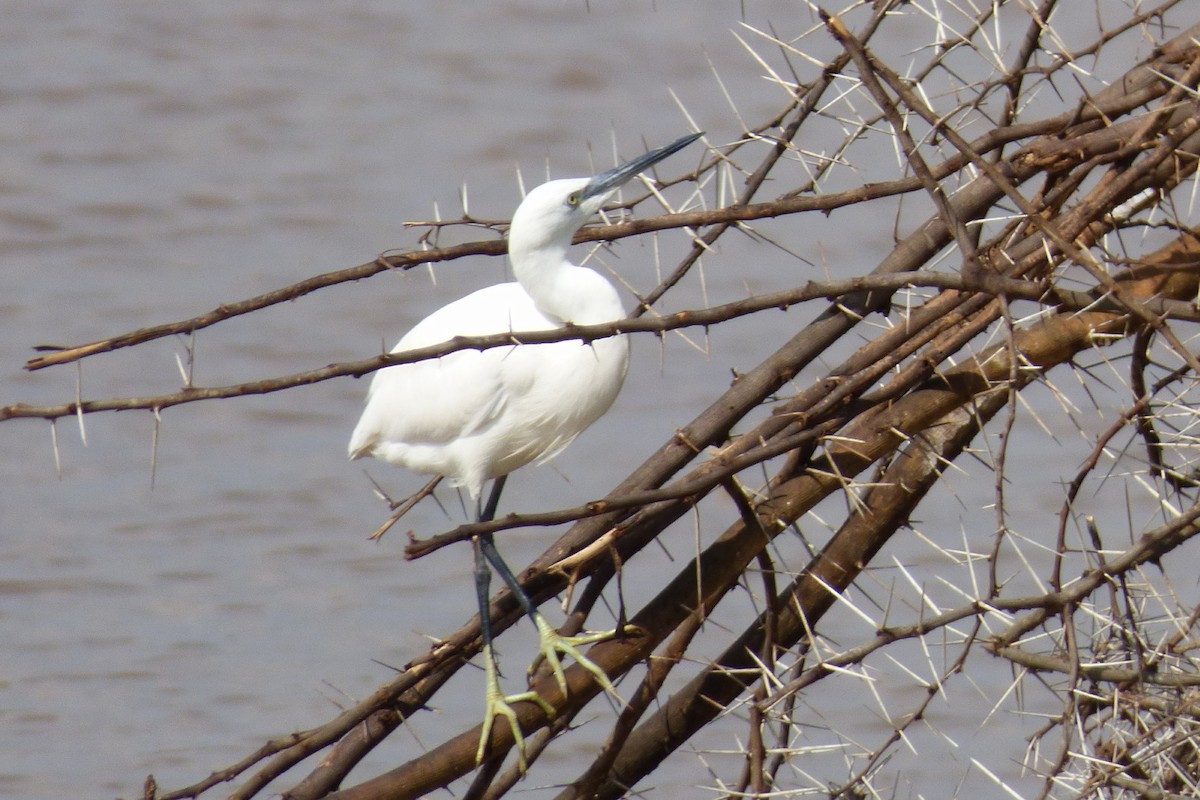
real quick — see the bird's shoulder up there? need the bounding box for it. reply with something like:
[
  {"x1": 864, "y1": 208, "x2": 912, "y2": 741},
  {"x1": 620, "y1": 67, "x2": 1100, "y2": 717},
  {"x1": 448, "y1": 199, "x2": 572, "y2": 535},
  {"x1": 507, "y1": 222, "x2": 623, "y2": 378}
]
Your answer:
[
  {"x1": 356, "y1": 282, "x2": 551, "y2": 443},
  {"x1": 394, "y1": 282, "x2": 554, "y2": 352}
]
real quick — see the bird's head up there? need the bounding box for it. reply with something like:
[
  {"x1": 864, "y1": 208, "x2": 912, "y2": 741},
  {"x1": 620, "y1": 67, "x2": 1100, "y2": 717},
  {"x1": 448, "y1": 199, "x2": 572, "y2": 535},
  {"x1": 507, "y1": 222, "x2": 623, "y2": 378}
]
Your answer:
[{"x1": 508, "y1": 132, "x2": 702, "y2": 257}]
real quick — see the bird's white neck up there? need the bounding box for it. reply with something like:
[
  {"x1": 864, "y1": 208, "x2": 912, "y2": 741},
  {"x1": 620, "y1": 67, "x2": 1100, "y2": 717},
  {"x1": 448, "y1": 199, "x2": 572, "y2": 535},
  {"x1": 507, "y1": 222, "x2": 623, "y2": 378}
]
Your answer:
[{"x1": 509, "y1": 240, "x2": 621, "y2": 326}]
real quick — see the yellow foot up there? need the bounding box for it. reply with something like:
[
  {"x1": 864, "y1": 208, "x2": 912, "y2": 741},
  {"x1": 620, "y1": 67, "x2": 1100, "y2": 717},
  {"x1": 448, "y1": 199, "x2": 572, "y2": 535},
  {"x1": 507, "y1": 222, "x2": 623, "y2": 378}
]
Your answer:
[
  {"x1": 476, "y1": 646, "x2": 555, "y2": 772},
  {"x1": 530, "y1": 613, "x2": 633, "y2": 703}
]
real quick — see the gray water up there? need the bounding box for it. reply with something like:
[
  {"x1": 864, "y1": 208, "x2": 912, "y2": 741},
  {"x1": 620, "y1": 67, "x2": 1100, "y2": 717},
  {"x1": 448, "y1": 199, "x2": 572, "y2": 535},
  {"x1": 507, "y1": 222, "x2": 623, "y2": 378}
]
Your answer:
[{"x1": 1, "y1": 3, "x2": 1184, "y2": 798}]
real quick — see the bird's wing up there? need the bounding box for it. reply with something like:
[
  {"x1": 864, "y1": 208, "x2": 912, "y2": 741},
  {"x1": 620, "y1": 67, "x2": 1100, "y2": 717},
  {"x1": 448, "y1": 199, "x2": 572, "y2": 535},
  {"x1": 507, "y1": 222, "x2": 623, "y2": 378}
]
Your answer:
[{"x1": 349, "y1": 283, "x2": 553, "y2": 455}]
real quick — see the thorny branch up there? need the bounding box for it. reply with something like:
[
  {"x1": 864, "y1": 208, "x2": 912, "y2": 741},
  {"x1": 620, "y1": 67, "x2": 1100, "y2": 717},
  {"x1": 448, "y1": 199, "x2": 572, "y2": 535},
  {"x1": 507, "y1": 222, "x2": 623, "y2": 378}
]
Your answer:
[
  {"x1": 14, "y1": 3, "x2": 1200, "y2": 799},
  {"x1": 17, "y1": 269, "x2": 1200, "y2": 425}
]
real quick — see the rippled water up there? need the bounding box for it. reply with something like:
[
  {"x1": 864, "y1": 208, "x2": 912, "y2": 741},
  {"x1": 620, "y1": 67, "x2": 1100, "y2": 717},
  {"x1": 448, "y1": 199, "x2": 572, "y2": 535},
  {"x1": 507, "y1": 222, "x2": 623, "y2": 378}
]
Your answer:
[
  {"x1": 0, "y1": 4, "x2": 797, "y2": 797},
  {"x1": 0, "y1": 2, "x2": 1171, "y2": 798}
]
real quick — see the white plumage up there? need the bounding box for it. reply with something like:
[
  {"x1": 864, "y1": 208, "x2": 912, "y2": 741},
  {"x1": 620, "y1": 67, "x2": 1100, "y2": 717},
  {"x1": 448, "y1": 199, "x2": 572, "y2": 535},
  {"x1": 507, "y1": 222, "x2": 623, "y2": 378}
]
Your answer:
[{"x1": 348, "y1": 178, "x2": 631, "y2": 500}]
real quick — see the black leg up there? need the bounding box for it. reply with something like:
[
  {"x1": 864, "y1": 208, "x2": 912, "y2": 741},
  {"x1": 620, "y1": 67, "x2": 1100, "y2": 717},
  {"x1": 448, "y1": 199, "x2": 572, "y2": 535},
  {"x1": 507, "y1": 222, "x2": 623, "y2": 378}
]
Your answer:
[
  {"x1": 471, "y1": 475, "x2": 550, "y2": 771},
  {"x1": 473, "y1": 471, "x2": 544, "y2": 623},
  {"x1": 479, "y1": 474, "x2": 507, "y2": 522},
  {"x1": 473, "y1": 475, "x2": 507, "y2": 678},
  {"x1": 475, "y1": 473, "x2": 541, "y2": 625},
  {"x1": 478, "y1": 534, "x2": 539, "y2": 621},
  {"x1": 473, "y1": 535, "x2": 494, "y2": 660}
]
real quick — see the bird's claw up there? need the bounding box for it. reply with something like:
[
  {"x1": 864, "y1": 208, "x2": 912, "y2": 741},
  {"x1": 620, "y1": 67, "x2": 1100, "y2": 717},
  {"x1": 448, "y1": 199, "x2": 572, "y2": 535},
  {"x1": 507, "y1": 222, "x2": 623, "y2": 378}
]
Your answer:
[
  {"x1": 476, "y1": 619, "x2": 638, "y2": 771},
  {"x1": 476, "y1": 689, "x2": 554, "y2": 772},
  {"x1": 477, "y1": 646, "x2": 555, "y2": 772},
  {"x1": 530, "y1": 615, "x2": 631, "y2": 704}
]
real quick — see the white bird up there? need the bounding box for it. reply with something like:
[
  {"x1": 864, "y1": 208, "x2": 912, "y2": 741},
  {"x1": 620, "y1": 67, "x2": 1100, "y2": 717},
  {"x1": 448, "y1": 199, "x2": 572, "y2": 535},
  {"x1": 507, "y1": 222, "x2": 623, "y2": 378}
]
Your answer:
[{"x1": 349, "y1": 132, "x2": 702, "y2": 768}]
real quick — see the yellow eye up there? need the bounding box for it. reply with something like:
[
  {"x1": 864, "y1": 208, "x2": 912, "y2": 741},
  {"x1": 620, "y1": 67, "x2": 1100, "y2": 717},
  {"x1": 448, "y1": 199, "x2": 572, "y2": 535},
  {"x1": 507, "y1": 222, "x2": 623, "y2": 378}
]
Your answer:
[{"x1": 566, "y1": 191, "x2": 581, "y2": 207}]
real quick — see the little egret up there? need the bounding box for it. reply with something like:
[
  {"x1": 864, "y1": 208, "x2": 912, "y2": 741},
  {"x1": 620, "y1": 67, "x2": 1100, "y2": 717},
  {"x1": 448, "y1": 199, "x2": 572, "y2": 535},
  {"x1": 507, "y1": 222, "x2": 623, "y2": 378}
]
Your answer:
[{"x1": 349, "y1": 132, "x2": 702, "y2": 767}]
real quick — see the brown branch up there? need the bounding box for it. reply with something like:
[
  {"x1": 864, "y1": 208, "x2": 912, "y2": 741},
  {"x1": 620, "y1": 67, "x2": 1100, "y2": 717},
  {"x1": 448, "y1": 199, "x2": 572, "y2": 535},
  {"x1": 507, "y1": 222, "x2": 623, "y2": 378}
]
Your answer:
[
  {"x1": 15, "y1": 270, "x2": 1157, "y2": 424},
  {"x1": 16, "y1": 257, "x2": 1200, "y2": 429},
  {"x1": 990, "y1": 642, "x2": 1200, "y2": 686}
]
